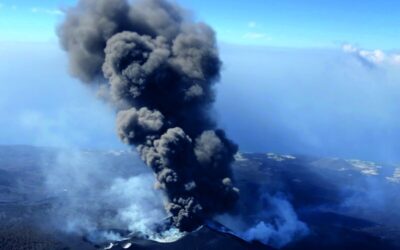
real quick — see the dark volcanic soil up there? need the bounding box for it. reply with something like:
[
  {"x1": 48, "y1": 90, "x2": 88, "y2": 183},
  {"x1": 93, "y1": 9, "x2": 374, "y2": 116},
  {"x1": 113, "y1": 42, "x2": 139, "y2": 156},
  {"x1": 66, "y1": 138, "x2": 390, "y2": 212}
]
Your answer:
[{"x1": 0, "y1": 146, "x2": 399, "y2": 250}]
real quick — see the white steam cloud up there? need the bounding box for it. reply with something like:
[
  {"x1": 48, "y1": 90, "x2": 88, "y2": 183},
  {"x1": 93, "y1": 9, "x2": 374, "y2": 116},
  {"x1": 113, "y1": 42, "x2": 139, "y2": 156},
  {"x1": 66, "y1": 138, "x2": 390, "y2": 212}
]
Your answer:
[
  {"x1": 41, "y1": 149, "x2": 168, "y2": 242},
  {"x1": 216, "y1": 193, "x2": 309, "y2": 249}
]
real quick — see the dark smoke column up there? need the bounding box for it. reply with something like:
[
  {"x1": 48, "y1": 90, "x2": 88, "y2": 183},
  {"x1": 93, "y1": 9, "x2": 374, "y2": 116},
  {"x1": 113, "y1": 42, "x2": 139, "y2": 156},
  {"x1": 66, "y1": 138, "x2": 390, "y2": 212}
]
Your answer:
[{"x1": 59, "y1": 0, "x2": 239, "y2": 231}]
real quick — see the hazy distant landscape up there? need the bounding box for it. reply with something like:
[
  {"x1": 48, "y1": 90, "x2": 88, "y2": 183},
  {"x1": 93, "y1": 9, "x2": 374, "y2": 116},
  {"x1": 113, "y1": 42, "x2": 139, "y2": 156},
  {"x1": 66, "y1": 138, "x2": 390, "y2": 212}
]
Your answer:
[
  {"x1": 0, "y1": 145, "x2": 399, "y2": 249},
  {"x1": 2, "y1": 0, "x2": 400, "y2": 249}
]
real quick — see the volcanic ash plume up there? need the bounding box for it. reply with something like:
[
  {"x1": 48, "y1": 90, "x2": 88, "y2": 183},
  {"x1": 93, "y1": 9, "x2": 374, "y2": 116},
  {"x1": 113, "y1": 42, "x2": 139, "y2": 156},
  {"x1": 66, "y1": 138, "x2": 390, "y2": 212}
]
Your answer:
[{"x1": 59, "y1": 0, "x2": 239, "y2": 231}]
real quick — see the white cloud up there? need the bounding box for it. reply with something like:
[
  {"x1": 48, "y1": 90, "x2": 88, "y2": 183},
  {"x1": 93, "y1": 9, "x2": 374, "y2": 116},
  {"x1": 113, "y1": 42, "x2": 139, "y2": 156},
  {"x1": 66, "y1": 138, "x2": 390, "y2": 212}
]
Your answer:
[
  {"x1": 342, "y1": 44, "x2": 400, "y2": 66},
  {"x1": 392, "y1": 54, "x2": 400, "y2": 64},
  {"x1": 31, "y1": 7, "x2": 63, "y2": 16},
  {"x1": 386, "y1": 168, "x2": 400, "y2": 183},
  {"x1": 359, "y1": 50, "x2": 386, "y2": 64},
  {"x1": 342, "y1": 44, "x2": 358, "y2": 53},
  {"x1": 243, "y1": 32, "x2": 271, "y2": 40},
  {"x1": 248, "y1": 21, "x2": 257, "y2": 28}
]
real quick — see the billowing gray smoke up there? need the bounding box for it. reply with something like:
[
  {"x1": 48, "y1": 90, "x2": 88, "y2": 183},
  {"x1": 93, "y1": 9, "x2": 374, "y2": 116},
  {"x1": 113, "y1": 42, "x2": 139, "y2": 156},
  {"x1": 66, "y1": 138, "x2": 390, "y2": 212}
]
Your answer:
[{"x1": 58, "y1": 0, "x2": 239, "y2": 231}]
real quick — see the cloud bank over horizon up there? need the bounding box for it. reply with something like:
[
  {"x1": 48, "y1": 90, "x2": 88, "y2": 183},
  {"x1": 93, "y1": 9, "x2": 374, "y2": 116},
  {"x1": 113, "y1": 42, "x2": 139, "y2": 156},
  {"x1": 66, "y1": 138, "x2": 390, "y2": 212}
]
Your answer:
[
  {"x1": 218, "y1": 44, "x2": 400, "y2": 163},
  {"x1": 1, "y1": 42, "x2": 400, "y2": 163}
]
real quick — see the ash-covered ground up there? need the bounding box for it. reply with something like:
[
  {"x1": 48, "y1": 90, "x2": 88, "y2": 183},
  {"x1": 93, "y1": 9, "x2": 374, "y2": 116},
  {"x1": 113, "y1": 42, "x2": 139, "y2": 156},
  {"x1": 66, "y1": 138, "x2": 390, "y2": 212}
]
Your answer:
[{"x1": 0, "y1": 145, "x2": 399, "y2": 250}]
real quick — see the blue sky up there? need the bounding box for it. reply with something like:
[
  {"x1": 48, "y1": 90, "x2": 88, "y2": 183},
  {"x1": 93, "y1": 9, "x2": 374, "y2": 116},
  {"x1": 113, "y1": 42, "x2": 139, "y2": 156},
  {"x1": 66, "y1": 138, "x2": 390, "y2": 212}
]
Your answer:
[
  {"x1": 1, "y1": 0, "x2": 400, "y2": 163},
  {"x1": 0, "y1": 0, "x2": 399, "y2": 49}
]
